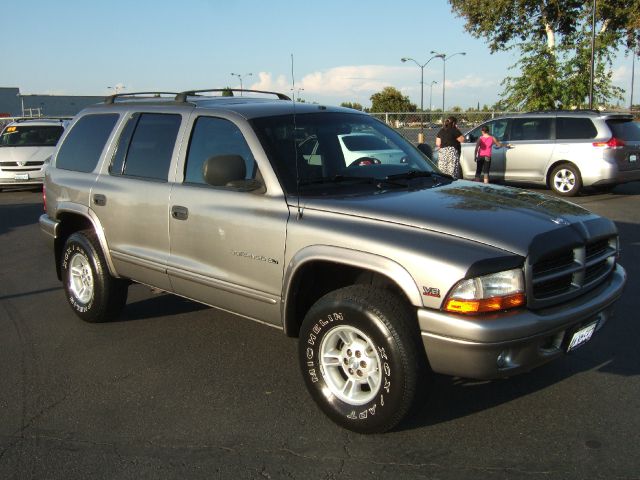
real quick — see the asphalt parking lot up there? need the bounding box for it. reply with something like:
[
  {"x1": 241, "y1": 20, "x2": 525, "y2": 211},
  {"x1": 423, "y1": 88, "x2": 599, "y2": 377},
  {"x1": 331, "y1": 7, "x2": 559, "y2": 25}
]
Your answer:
[{"x1": 1, "y1": 183, "x2": 639, "y2": 479}]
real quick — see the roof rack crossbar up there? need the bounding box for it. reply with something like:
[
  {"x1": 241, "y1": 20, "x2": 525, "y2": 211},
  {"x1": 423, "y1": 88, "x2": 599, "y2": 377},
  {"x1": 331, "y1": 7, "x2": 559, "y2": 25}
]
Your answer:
[
  {"x1": 174, "y1": 88, "x2": 291, "y2": 103},
  {"x1": 104, "y1": 92, "x2": 181, "y2": 104}
]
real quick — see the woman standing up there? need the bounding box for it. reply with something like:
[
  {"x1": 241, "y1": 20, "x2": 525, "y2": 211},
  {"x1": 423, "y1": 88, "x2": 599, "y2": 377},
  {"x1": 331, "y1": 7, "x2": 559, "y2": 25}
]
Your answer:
[{"x1": 435, "y1": 116, "x2": 464, "y2": 179}]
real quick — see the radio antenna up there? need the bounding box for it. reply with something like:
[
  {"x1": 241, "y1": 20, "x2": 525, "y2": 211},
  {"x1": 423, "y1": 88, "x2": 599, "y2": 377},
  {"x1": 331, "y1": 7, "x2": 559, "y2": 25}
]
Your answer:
[{"x1": 291, "y1": 53, "x2": 303, "y2": 220}]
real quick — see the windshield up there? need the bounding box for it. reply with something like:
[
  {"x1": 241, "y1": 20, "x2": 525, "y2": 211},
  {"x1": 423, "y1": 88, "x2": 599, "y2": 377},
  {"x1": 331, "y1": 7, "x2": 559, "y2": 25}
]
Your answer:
[
  {"x1": 250, "y1": 112, "x2": 438, "y2": 195},
  {"x1": 0, "y1": 125, "x2": 64, "y2": 147}
]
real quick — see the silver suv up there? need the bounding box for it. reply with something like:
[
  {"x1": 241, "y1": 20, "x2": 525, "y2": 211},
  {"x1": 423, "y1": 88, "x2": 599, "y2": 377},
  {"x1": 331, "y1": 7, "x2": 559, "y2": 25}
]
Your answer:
[
  {"x1": 40, "y1": 90, "x2": 626, "y2": 433},
  {"x1": 460, "y1": 111, "x2": 640, "y2": 196},
  {"x1": 0, "y1": 118, "x2": 67, "y2": 190}
]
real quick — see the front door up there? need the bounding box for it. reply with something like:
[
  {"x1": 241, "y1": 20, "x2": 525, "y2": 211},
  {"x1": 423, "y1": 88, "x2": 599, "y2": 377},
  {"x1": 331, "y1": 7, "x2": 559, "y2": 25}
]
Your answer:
[{"x1": 167, "y1": 115, "x2": 289, "y2": 326}]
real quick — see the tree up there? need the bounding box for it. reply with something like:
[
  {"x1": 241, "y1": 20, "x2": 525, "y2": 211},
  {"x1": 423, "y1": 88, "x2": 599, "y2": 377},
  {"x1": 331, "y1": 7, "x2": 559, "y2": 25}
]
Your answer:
[
  {"x1": 369, "y1": 87, "x2": 417, "y2": 113},
  {"x1": 449, "y1": 0, "x2": 640, "y2": 109},
  {"x1": 340, "y1": 102, "x2": 364, "y2": 111}
]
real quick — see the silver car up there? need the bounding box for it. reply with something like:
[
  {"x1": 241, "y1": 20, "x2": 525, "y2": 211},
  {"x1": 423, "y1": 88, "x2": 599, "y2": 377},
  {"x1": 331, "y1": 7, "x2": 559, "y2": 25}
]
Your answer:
[
  {"x1": 459, "y1": 111, "x2": 640, "y2": 196},
  {"x1": 39, "y1": 91, "x2": 626, "y2": 433},
  {"x1": 0, "y1": 118, "x2": 67, "y2": 190}
]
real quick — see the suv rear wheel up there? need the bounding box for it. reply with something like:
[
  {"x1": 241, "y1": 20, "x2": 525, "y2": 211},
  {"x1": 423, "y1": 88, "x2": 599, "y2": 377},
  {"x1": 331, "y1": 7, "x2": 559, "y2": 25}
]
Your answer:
[
  {"x1": 61, "y1": 230, "x2": 128, "y2": 322},
  {"x1": 298, "y1": 285, "x2": 426, "y2": 433},
  {"x1": 550, "y1": 163, "x2": 582, "y2": 197}
]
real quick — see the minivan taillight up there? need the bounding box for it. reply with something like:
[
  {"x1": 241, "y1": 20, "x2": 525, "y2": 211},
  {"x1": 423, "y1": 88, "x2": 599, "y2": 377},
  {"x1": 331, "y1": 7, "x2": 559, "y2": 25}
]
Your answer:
[
  {"x1": 593, "y1": 137, "x2": 625, "y2": 148},
  {"x1": 42, "y1": 184, "x2": 47, "y2": 212}
]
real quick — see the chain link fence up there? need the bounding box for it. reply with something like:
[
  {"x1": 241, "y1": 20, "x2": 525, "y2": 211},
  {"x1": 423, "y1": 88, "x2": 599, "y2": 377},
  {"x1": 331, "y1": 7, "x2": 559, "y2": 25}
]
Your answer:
[{"x1": 371, "y1": 109, "x2": 640, "y2": 146}]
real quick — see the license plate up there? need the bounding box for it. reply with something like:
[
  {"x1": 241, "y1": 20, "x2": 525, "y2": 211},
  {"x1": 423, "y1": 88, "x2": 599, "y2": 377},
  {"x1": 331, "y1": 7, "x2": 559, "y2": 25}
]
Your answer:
[
  {"x1": 567, "y1": 322, "x2": 597, "y2": 352},
  {"x1": 14, "y1": 173, "x2": 29, "y2": 180},
  {"x1": 630, "y1": 154, "x2": 637, "y2": 163}
]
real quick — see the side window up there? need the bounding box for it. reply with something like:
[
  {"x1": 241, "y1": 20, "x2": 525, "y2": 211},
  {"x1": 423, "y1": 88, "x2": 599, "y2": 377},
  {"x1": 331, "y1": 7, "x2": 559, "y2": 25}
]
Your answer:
[
  {"x1": 184, "y1": 116, "x2": 256, "y2": 185},
  {"x1": 56, "y1": 114, "x2": 119, "y2": 172},
  {"x1": 489, "y1": 119, "x2": 509, "y2": 141},
  {"x1": 111, "y1": 113, "x2": 181, "y2": 181},
  {"x1": 556, "y1": 117, "x2": 597, "y2": 139},
  {"x1": 510, "y1": 117, "x2": 552, "y2": 141}
]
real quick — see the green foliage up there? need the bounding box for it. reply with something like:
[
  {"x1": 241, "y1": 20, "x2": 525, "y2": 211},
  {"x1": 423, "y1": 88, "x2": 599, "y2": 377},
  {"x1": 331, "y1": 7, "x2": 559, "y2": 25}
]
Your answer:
[
  {"x1": 340, "y1": 102, "x2": 364, "y2": 111},
  {"x1": 369, "y1": 87, "x2": 417, "y2": 113},
  {"x1": 221, "y1": 87, "x2": 233, "y2": 97},
  {"x1": 449, "y1": 0, "x2": 639, "y2": 109}
]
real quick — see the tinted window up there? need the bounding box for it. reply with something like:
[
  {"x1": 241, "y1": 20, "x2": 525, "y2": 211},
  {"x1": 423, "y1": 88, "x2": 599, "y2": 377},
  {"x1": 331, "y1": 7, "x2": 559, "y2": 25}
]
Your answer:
[
  {"x1": 510, "y1": 117, "x2": 552, "y2": 141},
  {"x1": 0, "y1": 125, "x2": 64, "y2": 147},
  {"x1": 251, "y1": 112, "x2": 435, "y2": 195},
  {"x1": 185, "y1": 116, "x2": 255, "y2": 185},
  {"x1": 557, "y1": 117, "x2": 597, "y2": 139},
  {"x1": 56, "y1": 114, "x2": 119, "y2": 172},
  {"x1": 606, "y1": 120, "x2": 640, "y2": 141},
  {"x1": 110, "y1": 113, "x2": 140, "y2": 175},
  {"x1": 121, "y1": 113, "x2": 181, "y2": 181},
  {"x1": 341, "y1": 134, "x2": 392, "y2": 151}
]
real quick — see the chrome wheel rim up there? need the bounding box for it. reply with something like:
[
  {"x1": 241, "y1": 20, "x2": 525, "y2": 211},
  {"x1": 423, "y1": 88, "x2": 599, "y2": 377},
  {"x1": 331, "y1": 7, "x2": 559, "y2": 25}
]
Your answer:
[
  {"x1": 553, "y1": 168, "x2": 576, "y2": 193},
  {"x1": 318, "y1": 325, "x2": 382, "y2": 405},
  {"x1": 68, "y1": 252, "x2": 94, "y2": 304}
]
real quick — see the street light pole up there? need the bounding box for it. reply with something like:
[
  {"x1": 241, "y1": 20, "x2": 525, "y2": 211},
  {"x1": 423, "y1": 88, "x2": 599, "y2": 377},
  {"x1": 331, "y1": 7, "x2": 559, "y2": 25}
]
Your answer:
[
  {"x1": 430, "y1": 51, "x2": 466, "y2": 119},
  {"x1": 231, "y1": 73, "x2": 253, "y2": 96},
  {"x1": 429, "y1": 80, "x2": 437, "y2": 111},
  {"x1": 401, "y1": 55, "x2": 440, "y2": 143}
]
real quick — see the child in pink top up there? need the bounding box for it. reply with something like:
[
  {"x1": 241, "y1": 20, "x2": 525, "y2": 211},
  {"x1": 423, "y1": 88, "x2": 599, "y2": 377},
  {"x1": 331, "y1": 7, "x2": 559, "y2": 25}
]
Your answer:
[{"x1": 474, "y1": 126, "x2": 507, "y2": 183}]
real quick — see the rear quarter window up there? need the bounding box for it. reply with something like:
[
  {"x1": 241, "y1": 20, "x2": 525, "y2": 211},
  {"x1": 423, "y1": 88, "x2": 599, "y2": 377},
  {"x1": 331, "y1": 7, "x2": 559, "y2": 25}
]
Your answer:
[
  {"x1": 606, "y1": 120, "x2": 640, "y2": 141},
  {"x1": 56, "y1": 114, "x2": 119, "y2": 172},
  {"x1": 556, "y1": 117, "x2": 597, "y2": 139}
]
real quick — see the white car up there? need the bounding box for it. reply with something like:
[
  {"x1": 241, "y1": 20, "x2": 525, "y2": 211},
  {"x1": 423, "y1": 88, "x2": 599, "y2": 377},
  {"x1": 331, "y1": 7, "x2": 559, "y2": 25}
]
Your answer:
[
  {"x1": 337, "y1": 133, "x2": 407, "y2": 166},
  {"x1": 0, "y1": 118, "x2": 67, "y2": 190}
]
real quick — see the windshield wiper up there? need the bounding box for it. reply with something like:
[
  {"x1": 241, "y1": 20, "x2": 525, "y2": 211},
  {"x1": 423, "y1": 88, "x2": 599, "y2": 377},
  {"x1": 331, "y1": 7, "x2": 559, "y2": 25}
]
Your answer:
[
  {"x1": 299, "y1": 175, "x2": 407, "y2": 189},
  {"x1": 299, "y1": 175, "x2": 375, "y2": 186},
  {"x1": 385, "y1": 170, "x2": 435, "y2": 180}
]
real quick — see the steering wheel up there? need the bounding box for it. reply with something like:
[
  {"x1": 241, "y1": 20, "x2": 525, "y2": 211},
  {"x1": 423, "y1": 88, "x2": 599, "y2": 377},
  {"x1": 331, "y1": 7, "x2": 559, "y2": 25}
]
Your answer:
[{"x1": 347, "y1": 157, "x2": 382, "y2": 168}]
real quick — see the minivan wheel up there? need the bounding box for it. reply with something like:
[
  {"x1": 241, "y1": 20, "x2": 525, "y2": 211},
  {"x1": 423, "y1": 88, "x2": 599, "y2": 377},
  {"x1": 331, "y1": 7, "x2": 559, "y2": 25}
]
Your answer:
[
  {"x1": 61, "y1": 230, "x2": 128, "y2": 322},
  {"x1": 298, "y1": 285, "x2": 426, "y2": 433},
  {"x1": 550, "y1": 163, "x2": 582, "y2": 197}
]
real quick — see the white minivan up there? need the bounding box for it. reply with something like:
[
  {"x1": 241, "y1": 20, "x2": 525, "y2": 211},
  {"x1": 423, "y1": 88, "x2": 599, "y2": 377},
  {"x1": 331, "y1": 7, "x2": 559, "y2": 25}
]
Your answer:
[{"x1": 459, "y1": 111, "x2": 640, "y2": 196}]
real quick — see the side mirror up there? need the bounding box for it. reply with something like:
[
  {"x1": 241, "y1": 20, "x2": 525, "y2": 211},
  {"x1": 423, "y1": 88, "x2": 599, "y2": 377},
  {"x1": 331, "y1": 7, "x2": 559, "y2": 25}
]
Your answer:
[{"x1": 202, "y1": 155, "x2": 246, "y2": 186}]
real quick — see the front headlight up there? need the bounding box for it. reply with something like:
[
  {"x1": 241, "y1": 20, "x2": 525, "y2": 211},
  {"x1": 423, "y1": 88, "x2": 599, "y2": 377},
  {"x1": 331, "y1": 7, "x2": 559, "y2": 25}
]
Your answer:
[{"x1": 444, "y1": 268, "x2": 525, "y2": 314}]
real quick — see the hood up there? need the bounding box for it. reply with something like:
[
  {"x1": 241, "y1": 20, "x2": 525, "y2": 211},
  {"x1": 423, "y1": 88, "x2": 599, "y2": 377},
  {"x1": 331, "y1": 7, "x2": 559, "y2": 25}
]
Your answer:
[
  {"x1": 296, "y1": 181, "x2": 613, "y2": 256},
  {"x1": 0, "y1": 146, "x2": 55, "y2": 164}
]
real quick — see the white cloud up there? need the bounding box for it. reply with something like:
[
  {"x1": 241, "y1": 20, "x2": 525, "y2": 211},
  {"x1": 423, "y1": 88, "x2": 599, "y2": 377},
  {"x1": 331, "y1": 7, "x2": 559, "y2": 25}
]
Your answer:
[{"x1": 249, "y1": 65, "x2": 409, "y2": 102}]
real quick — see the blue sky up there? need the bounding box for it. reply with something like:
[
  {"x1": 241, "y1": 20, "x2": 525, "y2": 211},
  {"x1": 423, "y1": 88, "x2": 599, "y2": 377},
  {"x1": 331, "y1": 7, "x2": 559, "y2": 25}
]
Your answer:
[{"x1": 3, "y1": 0, "x2": 636, "y2": 109}]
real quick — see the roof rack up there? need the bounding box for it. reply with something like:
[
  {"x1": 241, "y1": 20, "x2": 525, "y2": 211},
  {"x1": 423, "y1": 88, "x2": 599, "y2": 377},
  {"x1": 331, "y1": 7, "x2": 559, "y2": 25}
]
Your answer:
[
  {"x1": 104, "y1": 92, "x2": 181, "y2": 104},
  {"x1": 526, "y1": 109, "x2": 602, "y2": 114},
  {"x1": 174, "y1": 88, "x2": 291, "y2": 103}
]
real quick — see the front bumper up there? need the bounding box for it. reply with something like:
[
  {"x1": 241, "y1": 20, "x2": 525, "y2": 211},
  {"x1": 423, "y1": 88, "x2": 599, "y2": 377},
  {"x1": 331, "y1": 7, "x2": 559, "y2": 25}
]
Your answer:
[{"x1": 418, "y1": 264, "x2": 626, "y2": 379}]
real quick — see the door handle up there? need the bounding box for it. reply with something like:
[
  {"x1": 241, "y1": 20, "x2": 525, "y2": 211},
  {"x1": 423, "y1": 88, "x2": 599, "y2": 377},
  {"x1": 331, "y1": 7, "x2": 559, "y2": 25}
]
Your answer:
[
  {"x1": 171, "y1": 205, "x2": 189, "y2": 220},
  {"x1": 93, "y1": 194, "x2": 107, "y2": 206}
]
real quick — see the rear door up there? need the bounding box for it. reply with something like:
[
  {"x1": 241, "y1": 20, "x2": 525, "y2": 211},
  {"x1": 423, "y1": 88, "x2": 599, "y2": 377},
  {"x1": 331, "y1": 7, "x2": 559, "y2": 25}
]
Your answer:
[
  {"x1": 91, "y1": 110, "x2": 187, "y2": 290},
  {"x1": 504, "y1": 116, "x2": 555, "y2": 182}
]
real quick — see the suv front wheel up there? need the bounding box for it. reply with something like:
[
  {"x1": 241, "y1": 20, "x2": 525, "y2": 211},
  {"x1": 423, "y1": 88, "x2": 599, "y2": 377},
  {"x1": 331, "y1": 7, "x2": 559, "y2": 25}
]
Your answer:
[
  {"x1": 61, "y1": 230, "x2": 128, "y2": 322},
  {"x1": 298, "y1": 286, "x2": 426, "y2": 433},
  {"x1": 550, "y1": 163, "x2": 582, "y2": 197}
]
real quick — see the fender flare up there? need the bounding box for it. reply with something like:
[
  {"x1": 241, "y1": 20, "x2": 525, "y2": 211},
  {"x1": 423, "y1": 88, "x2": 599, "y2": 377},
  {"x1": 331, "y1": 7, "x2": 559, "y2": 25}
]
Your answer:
[{"x1": 281, "y1": 245, "x2": 422, "y2": 335}]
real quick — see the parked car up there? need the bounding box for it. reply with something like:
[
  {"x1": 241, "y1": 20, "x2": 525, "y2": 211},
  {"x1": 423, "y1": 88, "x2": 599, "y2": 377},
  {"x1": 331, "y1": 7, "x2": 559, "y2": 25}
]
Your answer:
[
  {"x1": 40, "y1": 90, "x2": 626, "y2": 433},
  {"x1": 459, "y1": 110, "x2": 640, "y2": 196},
  {"x1": 0, "y1": 118, "x2": 68, "y2": 190},
  {"x1": 337, "y1": 133, "x2": 407, "y2": 165}
]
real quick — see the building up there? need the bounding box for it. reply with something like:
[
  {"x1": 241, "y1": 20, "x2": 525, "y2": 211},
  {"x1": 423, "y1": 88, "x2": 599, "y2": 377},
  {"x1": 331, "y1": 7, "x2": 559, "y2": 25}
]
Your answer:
[{"x1": 0, "y1": 87, "x2": 104, "y2": 118}]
